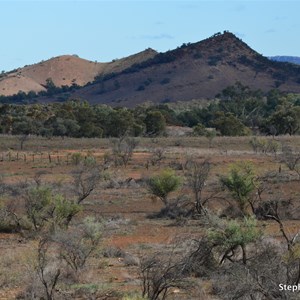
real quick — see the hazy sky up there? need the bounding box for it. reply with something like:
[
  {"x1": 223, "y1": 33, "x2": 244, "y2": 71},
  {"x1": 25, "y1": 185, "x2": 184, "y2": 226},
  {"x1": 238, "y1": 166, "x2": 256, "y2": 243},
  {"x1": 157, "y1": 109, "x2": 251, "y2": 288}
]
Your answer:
[{"x1": 0, "y1": 0, "x2": 299, "y2": 71}]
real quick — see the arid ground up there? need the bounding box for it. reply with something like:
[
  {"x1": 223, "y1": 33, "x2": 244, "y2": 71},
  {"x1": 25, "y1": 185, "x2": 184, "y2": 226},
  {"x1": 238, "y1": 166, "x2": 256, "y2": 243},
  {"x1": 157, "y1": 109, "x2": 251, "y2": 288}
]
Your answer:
[{"x1": 1, "y1": 135, "x2": 300, "y2": 299}]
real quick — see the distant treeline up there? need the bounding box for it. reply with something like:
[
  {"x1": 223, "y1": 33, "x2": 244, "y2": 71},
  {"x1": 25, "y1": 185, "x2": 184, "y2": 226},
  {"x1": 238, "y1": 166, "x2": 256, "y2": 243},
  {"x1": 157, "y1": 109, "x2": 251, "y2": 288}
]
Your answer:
[
  {"x1": 0, "y1": 77, "x2": 82, "y2": 104},
  {"x1": 0, "y1": 83, "x2": 300, "y2": 138}
]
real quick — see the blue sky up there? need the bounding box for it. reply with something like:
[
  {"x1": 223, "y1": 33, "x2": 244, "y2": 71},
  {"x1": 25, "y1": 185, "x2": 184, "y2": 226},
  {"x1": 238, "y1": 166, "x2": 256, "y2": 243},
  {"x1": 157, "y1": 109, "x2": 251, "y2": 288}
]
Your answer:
[{"x1": 0, "y1": 0, "x2": 299, "y2": 72}]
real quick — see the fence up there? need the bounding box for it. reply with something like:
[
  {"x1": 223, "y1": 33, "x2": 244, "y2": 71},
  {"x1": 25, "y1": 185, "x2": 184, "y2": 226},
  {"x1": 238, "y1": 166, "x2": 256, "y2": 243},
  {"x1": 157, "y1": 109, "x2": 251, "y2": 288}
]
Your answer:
[{"x1": 0, "y1": 151, "x2": 102, "y2": 165}]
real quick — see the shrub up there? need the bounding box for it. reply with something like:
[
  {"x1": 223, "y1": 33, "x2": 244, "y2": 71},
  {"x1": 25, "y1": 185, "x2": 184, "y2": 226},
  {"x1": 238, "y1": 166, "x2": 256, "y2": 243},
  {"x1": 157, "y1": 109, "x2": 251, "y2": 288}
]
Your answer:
[
  {"x1": 192, "y1": 123, "x2": 207, "y2": 136},
  {"x1": 54, "y1": 217, "x2": 103, "y2": 272},
  {"x1": 147, "y1": 169, "x2": 181, "y2": 208},
  {"x1": 185, "y1": 159, "x2": 211, "y2": 214},
  {"x1": 24, "y1": 186, "x2": 81, "y2": 232},
  {"x1": 110, "y1": 137, "x2": 139, "y2": 167},
  {"x1": 71, "y1": 152, "x2": 84, "y2": 165},
  {"x1": 220, "y1": 162, "x2": 258, "y2": 216},
  {"x1": 207, "y1": 216, "x2": 261, "y2": 264},
  {"x1": 140, "y1": 248, "x2": 191, "y2": 300}
]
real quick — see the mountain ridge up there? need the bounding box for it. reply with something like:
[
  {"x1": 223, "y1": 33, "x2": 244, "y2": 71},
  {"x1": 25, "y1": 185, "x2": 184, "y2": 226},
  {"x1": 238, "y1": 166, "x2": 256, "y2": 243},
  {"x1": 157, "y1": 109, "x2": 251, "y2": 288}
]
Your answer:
[
  {"x1": 68, "y1": 31, "x2": 300, "y2": 106},
  {"x1": 1, "y1": 31, "x2": 300, "y2": 106},
  {"x1": 269, "y1": 56, "x2": 300, "y2": 65},
  {"x1": 0, "y1": 49, "x2": 157, "y2": 96}
]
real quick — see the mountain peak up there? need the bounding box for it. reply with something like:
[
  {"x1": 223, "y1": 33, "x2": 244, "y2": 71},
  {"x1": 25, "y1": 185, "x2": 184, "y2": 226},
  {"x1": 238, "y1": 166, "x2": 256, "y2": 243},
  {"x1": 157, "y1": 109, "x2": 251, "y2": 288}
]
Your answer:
[
  {"x1": 197, "y1": 31, "x2": 253, "y2": 52},
  {"x1": 1, "y1": 32, "x2": 300, "y2": 105}
]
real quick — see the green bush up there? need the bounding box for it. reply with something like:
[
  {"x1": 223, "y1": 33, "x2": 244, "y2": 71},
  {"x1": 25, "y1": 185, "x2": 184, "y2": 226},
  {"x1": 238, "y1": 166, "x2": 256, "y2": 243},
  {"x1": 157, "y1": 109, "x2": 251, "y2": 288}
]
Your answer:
[
  {"x1": 147, "y1": 169, "x2": 181, "y2": 207},
  {"x1": 192, "y1": 123, "x2": 207, "y2": 136},
  {"x1": 25, "y1": 186, "x2": 82, "y2": 231},
  {"x1": 208, "y1": 216, "x2": 261, "y2": 264},
  {"x1": 220, "y1": 162, "x2": 257, "y2": 216}
]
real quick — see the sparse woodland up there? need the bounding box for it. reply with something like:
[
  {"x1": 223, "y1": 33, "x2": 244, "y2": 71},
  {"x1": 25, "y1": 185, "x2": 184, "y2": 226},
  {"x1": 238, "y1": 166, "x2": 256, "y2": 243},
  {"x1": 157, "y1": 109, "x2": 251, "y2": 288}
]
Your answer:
[
  {"x1": 0, "y1": 82, "x2": 300, "y2": 299},
  {"x1": 0, "y1": 83, "x2": 300, "y2": 140},
  {"x1": 0, "y1": 131, "x2": 300, "y2": 299}
]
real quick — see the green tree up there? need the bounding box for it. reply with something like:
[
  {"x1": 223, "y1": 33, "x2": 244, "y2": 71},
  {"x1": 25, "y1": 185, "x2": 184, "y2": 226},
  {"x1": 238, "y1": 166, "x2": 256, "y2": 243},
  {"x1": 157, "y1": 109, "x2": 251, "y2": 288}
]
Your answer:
[
  {"x1": 106, "y1": 108, "x2": 135, "y2": 137},
  {"x1": 50, "y1": 195, "x2": 81, "y2": 230},
  {"x1": 63, "y1": 119, "x2": 80, "y2": 137},
  {"x1": 177, "y1": 110, "x2": 202, "y2": 127},
  {"x1": 144, "y1": 111, "x2": 166, "y2": 136},
  {"x1": 264, "y1": 104, "x2": 300, "y2": 135},
  {"x1": 208, "y1": 216, "x2": 261, "y2": 265},
  {"x1": 147, "y1": 169, "x2": 181, "y2": 208},
  {"x1": 212, "y1": 112, "x2": 250, "y2": 136},
  {"x1": 192, "y1": 123, "x2": 207, "y2": 136},
  {"x1": 44, "y1": 77, "x2": 59, "y2": 96},
  {"x1": 51, "y1": 117, "x2": 67, "y2": 136},
  {"x1": 79, "y1": 122, "x2": 103, "y2": 138},
  {"x1": 217, "y1": 82, "x2": 265, "y2": 128},
  {"x1": 220, "y1": 162, "x2": 257, "y2": 216}
]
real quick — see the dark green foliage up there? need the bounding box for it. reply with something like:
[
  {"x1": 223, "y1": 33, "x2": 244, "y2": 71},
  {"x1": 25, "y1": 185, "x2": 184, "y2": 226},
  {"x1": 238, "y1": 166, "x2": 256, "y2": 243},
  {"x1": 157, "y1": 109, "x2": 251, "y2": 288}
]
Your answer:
[
  {"x1": 105, "y1": 108, "x2": 136, "y2": 137},
  {"x1": 192, "y1": 123, "x2": 207, "y2": 136},
  {"x1": 217, "y1": 82, "x2": 264, "y2": 127},
  {"x1": 94, "y1": 50, "x2": 178, "y2": 81},
  {"x1": 262, "y1": 103, "x2": 300, "y2": 135},
  {"x1": 0, "y1": 78, "x2": 80, "y2": 104},
  {"x1": 1, "y1": 83, "x2": 300, "y2": 138},
  {"x1": 212, "y1": 112, "x2": 251, "y2": 136},
  {"x1": 144, "y1": 110, "x2": 166, "y2": 136},
  {"x1": 177, "y1": 110, "x2": 204, "y2": 127}
]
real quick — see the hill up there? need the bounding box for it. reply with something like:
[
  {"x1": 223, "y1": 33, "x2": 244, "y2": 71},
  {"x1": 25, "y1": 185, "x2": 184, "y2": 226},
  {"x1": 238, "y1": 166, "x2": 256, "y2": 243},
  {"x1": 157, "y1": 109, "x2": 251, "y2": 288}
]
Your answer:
[
  {"x1": 1, "y1": 31, "x2": 300, "y2": 106},
  {"x1": 55, "y1": 32, "x2": 300, "y2": 106},
  {"x1": 0, "y1": 49, "x2": 157, "y2": 96}
]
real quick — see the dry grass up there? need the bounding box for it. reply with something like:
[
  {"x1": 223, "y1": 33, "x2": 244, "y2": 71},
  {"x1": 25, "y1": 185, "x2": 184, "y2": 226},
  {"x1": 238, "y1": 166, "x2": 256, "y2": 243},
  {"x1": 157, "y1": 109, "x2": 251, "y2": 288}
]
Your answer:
[{"x1": 0, "y1": 135, "x2": 300, "y2": 298}]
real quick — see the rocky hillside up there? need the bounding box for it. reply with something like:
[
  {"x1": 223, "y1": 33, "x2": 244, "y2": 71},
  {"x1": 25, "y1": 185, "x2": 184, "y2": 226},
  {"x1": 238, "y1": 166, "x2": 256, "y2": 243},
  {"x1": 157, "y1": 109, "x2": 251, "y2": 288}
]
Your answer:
[
  {"x1": 1, "y1": 32, "x2": 300, "y2": 106},
  {"x1": 67, "y1": 32, "x2": 300, "y2": 106},
  {"x1": 0, "y1": 49, "x2": 157, "y2": 96}
]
